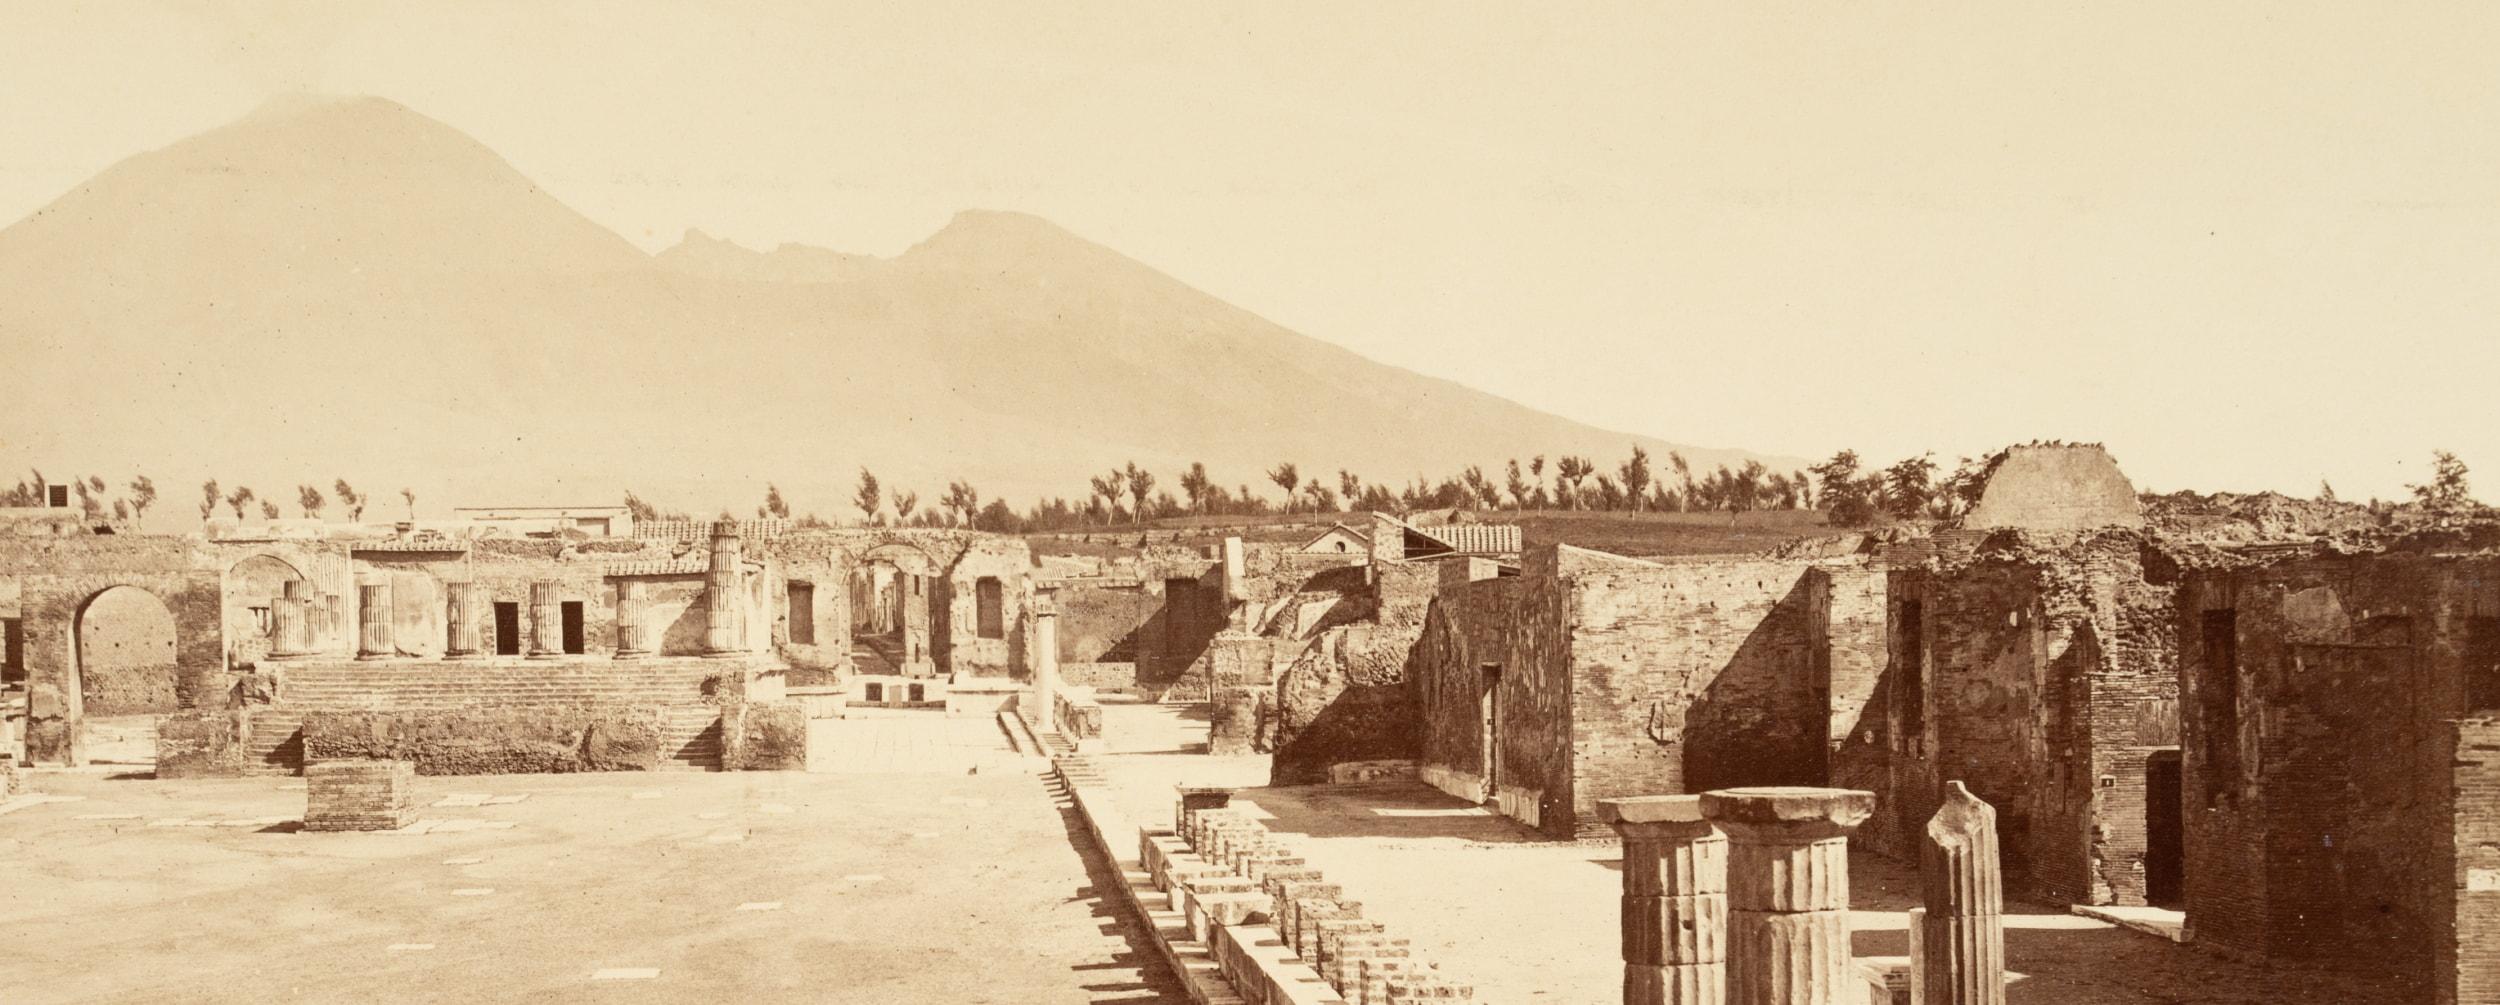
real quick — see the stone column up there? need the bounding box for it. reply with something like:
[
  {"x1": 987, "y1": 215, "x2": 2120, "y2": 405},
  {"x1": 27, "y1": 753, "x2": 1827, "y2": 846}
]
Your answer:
[
  {"x1": 443, "y1": 582, "x2": 480, "y2": 659},
  {"x1": 528, "y1": 581, "x2": 562, "y2": 658},
  {"x1": 704, "y1": 521, "x2": 746, "y2": 656},
  {"x1": 614, "y1": 579, "x2": 650, "y2": 658},
  {"x1": 1912, "y1": 781, "x2": 2005, "y2": 1005},
  {"x1": 269, "y1": 579, "x2": 315, "y2": 659},
  {"x1": 1600, "y1": 796, "x2": 1727, "y2": 1005},
  {"x1": 1700, "y1": 787, "x2": 1875, "y2": 1005},
  {"x1": 355, "y1": 583, "x2": 393, "y2": 660},
  {"x1": 1032, "y1": 596, "x2": 1061, "y2": 735}
]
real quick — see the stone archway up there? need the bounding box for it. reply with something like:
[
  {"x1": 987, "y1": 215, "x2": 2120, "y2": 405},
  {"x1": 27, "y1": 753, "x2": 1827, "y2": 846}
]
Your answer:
[
  {"x1": 76, "y1": 585, "x2": 180, "y2": 716},
  {"x1": 224, "y1": 554, "x2": 305, "y2": 668},
  {"x1": 850, "y1": 543, "x2": 938, "y2": 676}
]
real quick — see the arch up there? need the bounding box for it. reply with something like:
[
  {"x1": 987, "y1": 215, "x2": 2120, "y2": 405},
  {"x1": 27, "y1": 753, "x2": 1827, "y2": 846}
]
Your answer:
[
  {"x1": 224, "y1": 554, "x2": 307, "y2": 667},
  {"x1": 75, "y1": 585, "x2": 180, "y2": 715}
]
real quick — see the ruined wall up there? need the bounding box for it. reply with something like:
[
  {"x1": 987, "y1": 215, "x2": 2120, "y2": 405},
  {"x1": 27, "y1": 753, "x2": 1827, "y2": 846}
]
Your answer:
[
  {"x1": 1411, "y1": 574, "x2": 1521, "y2": 803},
  {"x1": 2448, "y1": 717, "x2": 2500, "y2": 1005},
  {"x1": 1885, "y1": 533, "x2": 2176, "y2": 907},
  {"x1": 302, "y1": 705, "x2": 669, "y2": 774},
  {"x1": 2181, "y1": 554, "x2": 2488, "y2": 991},
  {"x1": 1821, "y1": 565, "x2": 1892, "y2": 803},
  {"x1": 0, "y1": 535, "x2": 226, "y2": 763}
]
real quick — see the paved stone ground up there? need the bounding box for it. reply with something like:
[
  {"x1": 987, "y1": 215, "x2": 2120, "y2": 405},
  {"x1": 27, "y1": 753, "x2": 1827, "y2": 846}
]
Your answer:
[
  {"x1": 1089, "y1": 703, "x2": 2416, "y2": 1005},
  {"x1": 805, "y1": 707, "x2": 1034, "y2": 775},
  {"x1": 1, "y1": 745, "x2": 1182, "y2": 1002}
]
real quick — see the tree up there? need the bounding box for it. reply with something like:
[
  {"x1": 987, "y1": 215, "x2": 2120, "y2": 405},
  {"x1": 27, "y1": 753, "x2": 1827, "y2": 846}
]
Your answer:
[
  {"x1": 200, "y1": 479, "x2": 220, "y2": 521},
  {"x1": 943, "y1": 481, "x2": 980, "y2": 526},
  {"x1": 1882, "y1": 454, "x2": 1936, "y2": 520},
  {"x1": 1593, "y1": 474, "x2": 1625, "y2": 511},
  {"x1": 1267, "y1": 462, "x2": 1300, "y2": 515},
  {"x1": 1809, "y1": 451, "x2": 1880, "y2": 526},
  {"x1": 224, "y1": 485, "x2": 254, "y2": 520},
  {"x1": 2410, "y1": 450, "x2": 2475, "y2": 514},
  {"x1": 852, "y1": 469, "x2": 881, "y2": 525},
  {"x1": 1180, "y1": 463, "x2": 1212, "y2": 515},
  {"x1": 400, "y1": 487, "x2": 416, "y2": 520},
  {"x1": 1670, "y1": 452, "x2": 1697, "y2": 512},
  {"x1": 298, "y1": 484, "x2": 326, "y2": 519},
  {"x1": 1554, "y1": 456, "x2": 1594, "y2": 511},
  {"x1": 258, "y1": 500, "x2": 279, "y2": 521},
  {"x1": 1619, "y1": 446, "x2": 1653, "y2": 512},
  {"x1": 761, "y1": 484, "x2": 790, "y2": 520},
  {"x1": 73, "y1": 478, "x2": 101, "y2": 520},
  {"x1": 1338, "y1": 470, "x2": 1362, "y2": 510},
  {"x1": 1303, "y1": 482, "x2": 1338, "y2": 513},
  {"x1": 128, "y1": 475, "x2": 156, "y2": 521},
  {"x1": 1124, "y1": 462, "x2": 1154, "y2": 525},
  {"x1": 2317, "y1": 480, "x2": 2338, "y2": 503},
  {"x1": 333, "y1": 480, "x2": 365, "y2": 521},
  {"x1": 892, "y1": 489, "x2": 919, "y2": 524},
  {"x1": 113, "y1": 499, "x2": 129, "y2": 522},
  {"x1": 1504, "y1": 460, "x2": 1531, "y2": 510},
  {"x1": 1460, "y1": 466, "x2": 1501, "y2": 510},
  {"x1": 623, "y1": 492, "x2": 658, "y2": 522}
]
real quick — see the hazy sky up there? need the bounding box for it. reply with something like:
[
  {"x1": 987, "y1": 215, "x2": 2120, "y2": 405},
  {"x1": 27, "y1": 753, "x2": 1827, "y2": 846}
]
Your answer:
[{"x1": 4, "y1": 1, "x2": 2494, "y2": 501}]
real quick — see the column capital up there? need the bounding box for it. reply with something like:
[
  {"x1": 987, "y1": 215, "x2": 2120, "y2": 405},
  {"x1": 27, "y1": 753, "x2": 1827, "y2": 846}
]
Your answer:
[
  {"x1": 1700, "y1": 787, "x2": 1874, "y2": 839},
  {"x1": 1601, "y1": 795, "x2": 1719, "y2": 841}
]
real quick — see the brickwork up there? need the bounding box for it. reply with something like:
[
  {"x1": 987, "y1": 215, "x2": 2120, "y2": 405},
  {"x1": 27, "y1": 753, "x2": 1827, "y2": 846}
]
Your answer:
[
  {"x1": 303, "y1": 758, "x2": 416, "y2": 831},
  {"x1": 2179, "y1": 553, "x2": 2496, "y2": 995}
]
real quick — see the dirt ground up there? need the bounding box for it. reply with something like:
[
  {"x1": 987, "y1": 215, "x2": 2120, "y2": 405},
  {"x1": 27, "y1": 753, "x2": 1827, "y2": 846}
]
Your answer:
[
  {"x1": 0, "y1": 759, "x2": 1181, "y2": 1004},
  {"x1": 1087, "y1": 703, "x2": 2413, "y2": 1005}
]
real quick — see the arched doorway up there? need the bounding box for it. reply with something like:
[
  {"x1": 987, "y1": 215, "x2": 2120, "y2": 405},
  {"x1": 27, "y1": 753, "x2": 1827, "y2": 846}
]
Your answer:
[
  {"x1": 224, "y1": 555, "x2": 305, "y2": 668},
  {"x1": 851, "y1": 544, "x2": 936, "y2": 677},
  {"x1": 77, "y1": 585, "x2": 180, "y2": 715}
]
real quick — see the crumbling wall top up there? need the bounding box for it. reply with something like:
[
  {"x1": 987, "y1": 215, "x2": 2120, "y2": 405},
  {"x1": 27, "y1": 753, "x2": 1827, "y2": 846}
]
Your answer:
[{"x1": 1960, "y1": 444, "x2": 2144, "y2": 533}]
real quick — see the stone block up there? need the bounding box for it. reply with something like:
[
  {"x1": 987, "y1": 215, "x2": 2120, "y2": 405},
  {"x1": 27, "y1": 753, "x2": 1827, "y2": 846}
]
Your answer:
[
  {"x1": 155, "y1": 710, "x2": 249, "y2": 779},
  {"x1": 304, "y1": 759, "x2": 416, "y2": 832}
]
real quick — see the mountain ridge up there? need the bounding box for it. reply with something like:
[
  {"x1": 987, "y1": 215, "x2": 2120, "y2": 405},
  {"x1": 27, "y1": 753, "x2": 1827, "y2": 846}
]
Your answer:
[{"x1": 0, "y1": 95, "x2": 1807, "y2": 522}]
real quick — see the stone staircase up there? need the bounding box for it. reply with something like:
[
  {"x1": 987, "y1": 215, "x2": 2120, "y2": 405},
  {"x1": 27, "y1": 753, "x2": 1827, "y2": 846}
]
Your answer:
[
  {"x1": 243, "y1": 710, "x2": 305, "y2": 775},
  {"x1": 275, "y1": 661, "x2": 717, "y2": 711},
  {"x1": 660, "y1": 706, "x2": 723, "y2": 771}
]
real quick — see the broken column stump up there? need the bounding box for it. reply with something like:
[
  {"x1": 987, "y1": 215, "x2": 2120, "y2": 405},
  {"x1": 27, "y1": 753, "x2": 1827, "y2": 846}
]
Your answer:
[
  {"x1": 304, "y1": 759, "x2": 417, "y2": 831},
  {"x1": 443, "y1": 581, "x2": 480, "y2": 659},
  {"x1": 355, "y1": 583, "x2": 394, "y2": 660},
  {"x1": 613, "y1": 579, "x2": 650, "y2": 658},
  {"x1": 1600, "y1": 795, "x2": 1728, "y2": 1005},
  {"x1": 1912, "y1": 781, "x2": 2006, "y2": 1005},
  {"x1": 1701, "y1": 786, "x2": 1875, "y2": 1005}
]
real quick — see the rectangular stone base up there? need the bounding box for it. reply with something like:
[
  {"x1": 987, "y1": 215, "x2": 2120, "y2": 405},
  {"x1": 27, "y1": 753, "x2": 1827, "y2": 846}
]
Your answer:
[{"x1": 305, "y1": 759, "x2": 417, "y2": 831}]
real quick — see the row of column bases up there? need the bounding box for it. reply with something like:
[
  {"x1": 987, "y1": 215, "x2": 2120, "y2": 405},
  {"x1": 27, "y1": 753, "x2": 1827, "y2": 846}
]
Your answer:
[
  {"x1": 265, "y1": 524, "x2": 752, "y2": 662},
  {"x1": 1600, "y1": 782, "x2": 2003, "y2": 1005}
]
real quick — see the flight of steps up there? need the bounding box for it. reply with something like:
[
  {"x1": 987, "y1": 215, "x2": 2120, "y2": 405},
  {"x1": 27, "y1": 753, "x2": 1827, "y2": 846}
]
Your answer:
[
  {"x1": 659, "y1": 706, "x2": 723, "y2": 771},
  {"x1": 277, "y1": 661, "x2": 718, "y2": 711}
]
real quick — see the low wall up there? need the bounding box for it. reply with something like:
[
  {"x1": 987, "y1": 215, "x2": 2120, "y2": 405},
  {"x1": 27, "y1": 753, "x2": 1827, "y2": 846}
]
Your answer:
[
  {"x1": 302, "y1": 706, "x2": 670, "y2": 775},
  {"x1": 720, "y1": 700, "x2": 807, "y2": 771},
  {"x1": 1055, "y1": 686, "x2": 1106, "y2": 754}
]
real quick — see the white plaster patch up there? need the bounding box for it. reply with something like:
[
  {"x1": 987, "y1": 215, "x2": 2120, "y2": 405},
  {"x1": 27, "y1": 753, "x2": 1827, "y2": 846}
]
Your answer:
[
  {"x1": 696, "y1": 811, "x2": 727, "y2": 820},
  {"x1": 75, "y1": 813, "x2": 141, "y2": 820},
  {"x1": 443, "y1": 857, "x2": 484, "y2": 866},
  {"x1": 704, "y1": 831, "x2": 746, "y2": 844},
  {"x1": 736, "y1": 901, "x2": 782, "y2": 912},
  {"x1": 591, "y1": 968, "x2": 661, "y2": 980},
  {"x1": 842, "y1": 874, "x2": 883, "y2": 883},
  {"x1": 451, "y1": 888, "x2": 494, "y2": 896},
  {"x1": 2470, "y1": 868, "x2": 2500, "y2": 892},
  {"x1": 630, "y1": 791, "x2": 663, "y2": 800},
  {"x1": 434, "y1": 793, "x2": 492, "y2": 808},
  {"x1": 938, "y1": 796, "x2": 988, "y2": 807},
  {"x1": 482, "y1": 794, "x2": 526, "y2": 805},
  {"x1": 387, "y1": 943, "x2": 435, "y2": 952}
]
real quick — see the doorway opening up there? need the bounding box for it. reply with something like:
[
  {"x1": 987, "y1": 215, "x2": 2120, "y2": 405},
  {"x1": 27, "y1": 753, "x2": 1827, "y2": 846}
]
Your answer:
[
  {"x1": 493, "y1": 602, "x2": 522, "y2": 656},
  {"x1": 787, "y1": 581, "x2": 815, "y2": 645},
  {"x1": 1479, "y1": 664, "x2": 1502, "y2": 803},
  {"x1": 560, "y1": 601, "x2": 586, "y2": 655},
  {"x1": 2146, "y1": 748, "x2": 2185, "y2": 907}
]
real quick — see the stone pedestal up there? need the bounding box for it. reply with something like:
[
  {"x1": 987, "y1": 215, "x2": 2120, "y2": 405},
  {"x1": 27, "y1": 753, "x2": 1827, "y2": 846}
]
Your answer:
[
  {"x1": 1600, "y1": 795, "x2": 1728, "y2": 1005},
  {"x1": 443, "y1": 582, "x2": 480, "y2": 659},
  {"x1": 528, "y1": 581, "x2": 563, "y2": 658},
  {"x1": 269, "y1": 580, "x2": 315, "y2": 659},
  {"x1": 704, "y1": 521, "x2": 746, "y2": 656},
  {"x1": 615, "y1": 580, "x2": 650, "y2": 658},
  {"x1": 355, "y1": 583, "x2": 393, "y2": 660},
  {"x1": 1177, "y1": 785, "x2": 1237, "y2": 836},
  {"x1": 304, "y1": 759, "x2": 417, "y2": 831},
  {"x1": 1912, "y1": 781, "x2": 2006, "y2": 1005},
  {"x1": 1700, "y1": 786, "x2": 1875, "y2": 1005}
]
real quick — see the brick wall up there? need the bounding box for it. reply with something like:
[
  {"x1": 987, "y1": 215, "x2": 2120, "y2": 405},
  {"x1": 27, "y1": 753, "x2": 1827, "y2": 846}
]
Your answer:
[
  {"x1": 2448, "y1": 717, "x2": 2500, "y2": 1005},
  {"x1": 303, "y1": 758, "x2": 416, "y2": 831}
]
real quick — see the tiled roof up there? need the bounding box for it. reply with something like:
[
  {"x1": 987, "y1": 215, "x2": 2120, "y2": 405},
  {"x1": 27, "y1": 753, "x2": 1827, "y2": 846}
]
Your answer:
[
  {"x1": 631, "y1": 518, "x2": 793, "y2": 541},
  {"x1": 602, "y1": 558, "x2": 711, "y2": 577},
  {"x1": 349, "y1": 537, "x2": 470, "y2": 553},
  {"x1": 1413, "y1": 523, "x2": 1521, "y2": 555}
]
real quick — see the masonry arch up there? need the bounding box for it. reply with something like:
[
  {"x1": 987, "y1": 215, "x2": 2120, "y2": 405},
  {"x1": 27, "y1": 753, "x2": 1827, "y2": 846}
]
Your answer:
[
  {"x1": 224, "y1": 554, "x2": 306, "y2": 667},
  {"x1": 76, "y1": 585, "x2": 180, "y2": 715}
]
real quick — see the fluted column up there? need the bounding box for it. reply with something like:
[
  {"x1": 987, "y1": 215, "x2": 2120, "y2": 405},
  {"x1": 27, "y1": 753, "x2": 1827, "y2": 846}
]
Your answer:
[
  {"x1": 269, "y1": 580, "x2": 314, "y2": 659},
  {"x1": 356, "y1": 583, "x2": 394, "y2": 660},
  {"x1": 1600, "y1": 796, "x2": 1727, "y2": 1005},
  {"x1": 1700, "y1": 787, "x2": 1874, "y2": 1005},
  {"x1": 704, "y1": 521, "x2": 746, "y2": 656},
  {"x1": 528, "y1": 581, "x2": 562, "y2": 658},
  {"x1": 443, "y1": 582, "x2": 480, "y2": 659},
  {"x1": 1912, "y1": 781, "x2": 2005, "y2": 1005},
  {"x1": 614, "y1": 579, "x2": 650, "y2": 658}
]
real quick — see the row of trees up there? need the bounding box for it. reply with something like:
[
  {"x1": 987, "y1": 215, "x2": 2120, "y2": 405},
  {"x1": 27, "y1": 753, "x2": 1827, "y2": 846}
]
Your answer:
[
  {"x1": 0, "y1": 473, "x2": 421, "y2": 525},
  {"x1": 0, "y1": 472, "x2": 158, "y2": 522},
  {"x1": 190, "y1": 479, "x2": 414, "y2": 523}
]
